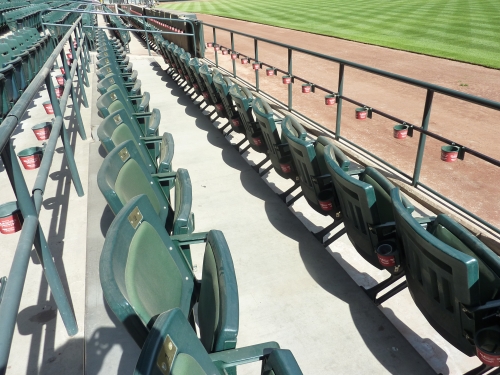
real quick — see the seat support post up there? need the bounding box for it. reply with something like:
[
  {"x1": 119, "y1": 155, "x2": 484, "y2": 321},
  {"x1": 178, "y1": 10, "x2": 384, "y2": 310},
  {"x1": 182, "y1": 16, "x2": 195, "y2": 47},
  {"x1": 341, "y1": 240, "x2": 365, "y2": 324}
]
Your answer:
[{"x1": 361, "y1": 272, "x2": 407, "y2": 306}]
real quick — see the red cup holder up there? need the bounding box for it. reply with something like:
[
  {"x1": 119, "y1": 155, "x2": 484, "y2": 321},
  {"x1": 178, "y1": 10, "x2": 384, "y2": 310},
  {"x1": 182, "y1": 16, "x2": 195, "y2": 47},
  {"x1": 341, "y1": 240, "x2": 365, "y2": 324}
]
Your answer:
[
  {"x1": 17, "y1": 147, "x2": 44, "y2": 170},
  {"x1": 0, "y1": 202, "x2": 23, "y2": 234},
  {"x1": 43, "y1": 101, "x2": 54, "y2": 114},
  {"x1": 252, "y1": 134, "x2": 262, "y2": 146},
  {"x1": 282, "y1": 76, "x2": 292, "y2": 84},
  {"x1": 393, "y1": 124, "x2": 408, "y2": 139},
  {"x1": 355, "y1": 108, "x2": 368, "y2": 120},
  {"x1": 475, "y1": 327, "x2": 500, "y2": 367},
  {"x1": 441, "y1": 145, "x2": 459, "y2": 162},
  {"x1": 252, "y1": 62, "x2": 260, "y2": 70},
  {"x1": 231, "y1": 116, "x2": 241, "y2": 127},
  {"x1": 222, "y1": 49, "x2": 228, "y2": 55},
  {"x1": 302, "y1": 84, "x2": 312, "y2": 93},
  {"x1": 55, "y1": 85, "x2": 64, "y2": 99},
  {"x1": 266, "y1": 68, "x2": 275, "y2": 76},
  {"x1": 231, "y1": 53, "x2": 238, "y2": 60},
  {"x1": 376, "y1": 243, "x2": 398, "y2": 268},
  {"x1": 56, "y1": 75, "x2": 65, "y2": 86},
  {"x1": 317, "y1": 190, "x2": 334, "y2": 211},
  {"x1": 325, "y1": 94, "x2": 336, "y2": 106},
  {"x1": 241, "y1": 58, "x2": 248, "y2": 64},
  {"x1": 215, "y1": 103, "x2": 224, "y2": 112},
  {"x1": 32, "y1": 122, "x2": 52, "y2": 141}
]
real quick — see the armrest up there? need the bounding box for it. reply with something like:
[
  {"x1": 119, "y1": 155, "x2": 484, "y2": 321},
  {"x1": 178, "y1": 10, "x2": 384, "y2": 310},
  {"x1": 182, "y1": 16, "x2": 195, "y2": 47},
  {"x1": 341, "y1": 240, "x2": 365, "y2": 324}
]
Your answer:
[
  {"x1": 415, "y1": 216, "x2": 436, "y2": 225},
  {"x1": 273, "y1": 143, "x2": 289, "y2": 152},
  {"x1": 311, "y1": 174, "x2": 331, "y2": 184},
  {"x1": 209, "y1": 342, "x2": 280, "y2": 370},
  {"x1": 170, "y1": 231, "x2": 209, "y2": 246},
  {"x1": 141, "y1": 136, "x2": 163, "y2": 144},
  {"x1": 346, "y1": 168, "x2": 365, "y2": 176},
  {"x1": 132, "y1": 112, "x2": 153, "y2": 119},
  {"x1": 128, "y1": 95, "x2": 143, "y2": 100},
  {"x1": 152, "y1": 172, "x2": 177, "y2": 187},
  {"x1": 369, "y1": 221, "x2": 395, "y2": 233}
]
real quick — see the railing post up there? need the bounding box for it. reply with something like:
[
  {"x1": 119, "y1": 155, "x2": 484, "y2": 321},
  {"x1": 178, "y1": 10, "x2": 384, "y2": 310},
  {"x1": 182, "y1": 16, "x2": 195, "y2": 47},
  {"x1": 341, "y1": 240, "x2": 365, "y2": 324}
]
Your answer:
[
  {"x1": 213, "y1": 27, "x2": 218, "y2": 68},
  {"x1": 254, "y1": 39, "x2": 259, "y2": 92},
  {"x1": 69, "y1": 36, "x2": 89, "y2": 108},
  {"x1": 230, "y1": 32, "x2": 236, "y2": 77},
  {"x1": 45, "y1": 75, "x2": 84, "y2": 197},
  {"x1": 60, "y1": 47, "x2": 87, "y2": 141},
  {"x1": 412, "y1": 89, "x2": 434, "y2": 187},
  {"x1": 144, "y1": 18, "x2": 151, "y2": 56},
  {"x1": 287, "y1": 48, "x2": 293, "y2": 111},
  {"x1": 335, "y1": 63, "x2": 345, "y2": 140}
]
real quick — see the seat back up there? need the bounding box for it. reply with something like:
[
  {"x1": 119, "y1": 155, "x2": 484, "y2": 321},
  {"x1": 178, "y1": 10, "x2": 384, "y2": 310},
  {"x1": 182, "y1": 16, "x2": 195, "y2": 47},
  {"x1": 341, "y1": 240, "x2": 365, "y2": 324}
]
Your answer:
[
  {"x1": 97, "y1": 139, "x2": 171, "y2": 225},
  {"x1": 325, "y1": 149, "x2": 411, "y2": 268},
  {"x1": 100, "y1": 195, "x2": 194, "y2": 347},
  {"x1": 228, "y1": 84, "x2": 267, "y2": 152},
  {"x1": 189, "y1": 58, "x2": 212, "y2": 104},
  {"x1": 212, "y1": 69, "x2": 239, "y2": 125},
  {"x1": 251, "y1": 97, "x2": 297, "y2": 179},
  {"x1": 97, "y1": 109, "x2": 173, "y2": 174},
  {"x1": 282, "y1": 116, "x2": 349, "y2": 214},
  {"x1": 199, "y1": 64, "x2": 225, "y2": 116},
  {"x1": 98, "y1": 85, "x2": 149, "y2": 118},
  {"x1": 391, "y1": 188, "x2": 500, "y2": 355},
  {"x1": 134, "y1": 308, "x2": 221, "y2": 375}
]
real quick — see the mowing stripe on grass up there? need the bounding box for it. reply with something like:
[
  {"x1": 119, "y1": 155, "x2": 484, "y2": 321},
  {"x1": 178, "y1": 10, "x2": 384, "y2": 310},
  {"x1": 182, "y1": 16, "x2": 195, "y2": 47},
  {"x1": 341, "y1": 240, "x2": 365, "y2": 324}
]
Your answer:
[{"x1": 159, "y1": 0, "x2": 500, "y2": 69}]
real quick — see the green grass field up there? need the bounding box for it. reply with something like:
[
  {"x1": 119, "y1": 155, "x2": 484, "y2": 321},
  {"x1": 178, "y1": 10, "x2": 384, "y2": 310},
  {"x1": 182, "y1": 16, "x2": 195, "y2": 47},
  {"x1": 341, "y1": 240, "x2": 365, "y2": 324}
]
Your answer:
[{"x1": 159, "y1": 0, "x2": 500, "y2": 69}]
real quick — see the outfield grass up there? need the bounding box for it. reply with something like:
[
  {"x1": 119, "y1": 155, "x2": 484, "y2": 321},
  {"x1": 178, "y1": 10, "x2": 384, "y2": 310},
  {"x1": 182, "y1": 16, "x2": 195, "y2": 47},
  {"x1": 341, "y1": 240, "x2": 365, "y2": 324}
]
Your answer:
[{"x1": 159, "y1": 0, "x2": 500, "y2": 69}]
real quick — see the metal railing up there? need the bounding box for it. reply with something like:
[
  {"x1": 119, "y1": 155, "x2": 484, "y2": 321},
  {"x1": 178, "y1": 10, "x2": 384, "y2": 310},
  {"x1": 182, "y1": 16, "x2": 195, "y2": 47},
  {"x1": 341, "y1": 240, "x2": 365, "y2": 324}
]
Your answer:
[
  {"x1": 200, "y1": 23, "x2": 500, "y2": 235},
  {"x1": 0, "y1": 15, "x2": 91, "y2": 375}
]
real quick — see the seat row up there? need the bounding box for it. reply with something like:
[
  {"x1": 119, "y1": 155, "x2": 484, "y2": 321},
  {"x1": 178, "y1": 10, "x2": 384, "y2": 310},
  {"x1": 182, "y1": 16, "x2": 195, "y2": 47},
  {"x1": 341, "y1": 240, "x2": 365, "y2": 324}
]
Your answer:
[
  {"x1": 94, "y1": 30, "x2": 304, "y2": 375},
  {"x1": 153, "y1": 36, "x2": 500, "y2": 368},
  {"x1": 0, "y1": 27, "x2": 53, "y2": 121},
  {"x1": 0, "y1": 1, "x2": 30, "y2": 29},
  {"x1": 103, "y1": 6, "x2": 131, "y2": 47}
]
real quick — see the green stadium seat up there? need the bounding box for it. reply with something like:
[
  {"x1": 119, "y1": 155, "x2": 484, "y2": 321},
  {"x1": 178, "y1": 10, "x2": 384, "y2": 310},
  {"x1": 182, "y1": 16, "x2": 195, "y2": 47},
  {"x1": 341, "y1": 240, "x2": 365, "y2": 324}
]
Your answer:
[
  {"x1": 189, "y1": 57, "x2": 215, "y2": 107},
  {"x1": 135, "y1": 308, "x2": 303, "y2": 375},
  {"x1": 96, "y1": 86, "x2": 159, "y2": 137},
  {"x1": 251, "y1": 97, "x2": 301, "y2": 200},
  {"x1": 97, "y1": 108, "x2": 173, "y2": 174},
  {"x1": 229, "y1": 84, "x2": 268, "y2": 154},
  {"x1": 282, "y1": 116, "x2": 349, "y2": 213},
  {"x1": 282, "y1": 116, "x2": 351, "y2": 242},
  {"x1": 199, "y1": 63, "x2": 229, "y2": 119},
  {"x1": 212, "y1": 69, "x2": 244, "y2": 135},
  {"x1": 97, "y1": 73, "x2": 142, "y2": 96},
  {"x1": 97, "y1": 139, "x2": 188, "y2": 235},
  {"x1": 325, "y1": 149, "x2": 415, "y2": 302},
  {"x1": 0, "y1": 41, "x2": 27, "y2": 92},
  {"x1": 100, "y1": 194, "x2": 239, "y2": 351},
  {"x1": 391, "y1": 187, "x2": 500, "y2": 358}
]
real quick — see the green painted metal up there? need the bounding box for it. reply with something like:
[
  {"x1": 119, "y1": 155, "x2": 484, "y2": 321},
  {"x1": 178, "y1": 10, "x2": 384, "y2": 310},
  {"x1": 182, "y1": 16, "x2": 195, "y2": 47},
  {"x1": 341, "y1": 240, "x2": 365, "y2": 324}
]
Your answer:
[
  {"x1": 412, "y1": 89, "x2": 433, "y2": 187},
  {"x1": 0, "y1": 15, "x2": 90, "y2": 374},
  {"x1": 335, "y1": 64, "x2": 344, "y2": 140},
  {"x1": 200, "y1": 22, "x2": 500, "y2": 234}
]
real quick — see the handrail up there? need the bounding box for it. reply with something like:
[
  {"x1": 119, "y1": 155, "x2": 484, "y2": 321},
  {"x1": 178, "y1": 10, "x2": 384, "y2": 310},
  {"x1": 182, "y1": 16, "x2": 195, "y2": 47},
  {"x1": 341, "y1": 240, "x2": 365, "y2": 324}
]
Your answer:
[
  {"x1": 203, "y1": 22, "x2": 500, "y2": 111},
  {"x1": 0, "y1": 15, "x2": 90, "y2": 375},
  {"x1": 196, "y1": 22, "x2": 500, "y2": 235}
]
